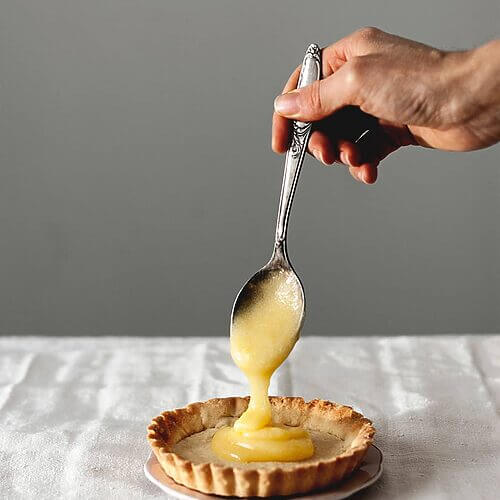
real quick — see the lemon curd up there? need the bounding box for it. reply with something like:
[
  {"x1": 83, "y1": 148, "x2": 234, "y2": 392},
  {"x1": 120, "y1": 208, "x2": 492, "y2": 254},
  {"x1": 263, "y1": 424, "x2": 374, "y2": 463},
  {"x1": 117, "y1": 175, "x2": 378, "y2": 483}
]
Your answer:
[{"x1": 211, "y1": 270, "x2": 314, "y2": 462}]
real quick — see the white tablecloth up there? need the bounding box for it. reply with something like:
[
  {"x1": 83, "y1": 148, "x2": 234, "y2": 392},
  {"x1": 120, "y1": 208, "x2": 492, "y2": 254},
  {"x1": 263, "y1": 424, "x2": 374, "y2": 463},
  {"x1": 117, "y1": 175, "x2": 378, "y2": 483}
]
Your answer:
[{"x1": 0, "y1": 335, "x2": 499, "y2": 499}]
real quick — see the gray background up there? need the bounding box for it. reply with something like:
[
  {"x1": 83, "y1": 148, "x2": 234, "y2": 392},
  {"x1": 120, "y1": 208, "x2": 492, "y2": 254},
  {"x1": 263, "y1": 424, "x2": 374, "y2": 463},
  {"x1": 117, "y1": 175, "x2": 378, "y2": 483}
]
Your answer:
[{"x1": 0, "y1": 0, "x2": 498, "y2": 336}]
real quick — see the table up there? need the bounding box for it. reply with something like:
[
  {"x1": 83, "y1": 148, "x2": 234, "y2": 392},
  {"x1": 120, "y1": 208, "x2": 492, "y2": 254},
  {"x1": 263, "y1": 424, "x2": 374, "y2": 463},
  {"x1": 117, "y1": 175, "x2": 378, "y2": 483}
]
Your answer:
[{"x1": 0, "y1": 335, "x2": 498, "y2": 499}]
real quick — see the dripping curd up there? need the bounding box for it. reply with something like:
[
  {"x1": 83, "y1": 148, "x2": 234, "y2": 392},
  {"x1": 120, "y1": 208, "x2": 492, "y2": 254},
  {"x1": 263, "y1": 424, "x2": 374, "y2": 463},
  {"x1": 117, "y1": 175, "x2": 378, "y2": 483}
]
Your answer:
[{"x1": 211, "y1": 270, "x2": 314, "y2": 462}]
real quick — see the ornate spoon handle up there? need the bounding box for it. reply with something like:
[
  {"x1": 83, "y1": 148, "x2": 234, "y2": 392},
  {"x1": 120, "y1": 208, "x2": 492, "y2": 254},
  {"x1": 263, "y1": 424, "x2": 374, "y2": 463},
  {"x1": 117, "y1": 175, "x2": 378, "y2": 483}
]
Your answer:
[{"x1": 274, "y1": 44, "x2": 321, "y2": 249}]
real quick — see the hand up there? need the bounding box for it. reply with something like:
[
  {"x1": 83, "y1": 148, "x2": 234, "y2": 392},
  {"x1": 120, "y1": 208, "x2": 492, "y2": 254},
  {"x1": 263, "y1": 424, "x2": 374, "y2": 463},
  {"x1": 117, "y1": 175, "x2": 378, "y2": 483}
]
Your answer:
[{"x1": 272, "y1": 28, "x2": 500, "y2": 184}]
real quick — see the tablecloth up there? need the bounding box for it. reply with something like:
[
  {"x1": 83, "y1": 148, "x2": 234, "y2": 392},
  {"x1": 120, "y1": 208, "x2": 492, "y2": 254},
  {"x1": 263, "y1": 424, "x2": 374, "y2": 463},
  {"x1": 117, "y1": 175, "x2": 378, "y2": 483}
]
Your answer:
[{"x1": 0, "y1": 335, "x2": 499, "y2": 499}]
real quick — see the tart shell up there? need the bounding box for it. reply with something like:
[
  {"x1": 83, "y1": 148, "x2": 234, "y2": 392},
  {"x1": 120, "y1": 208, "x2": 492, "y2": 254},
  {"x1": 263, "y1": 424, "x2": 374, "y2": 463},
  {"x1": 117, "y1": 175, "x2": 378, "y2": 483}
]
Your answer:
[{"x1": 147, "y1": 397, "x2": 375, "y2": 497}]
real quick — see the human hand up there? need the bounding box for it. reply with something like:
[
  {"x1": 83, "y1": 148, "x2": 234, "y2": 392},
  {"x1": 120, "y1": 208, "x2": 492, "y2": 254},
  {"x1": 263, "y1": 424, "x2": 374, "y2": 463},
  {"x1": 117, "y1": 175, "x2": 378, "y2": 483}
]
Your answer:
[{"x1": 272, "y1": 28, "x2": 500, "y2": 184}]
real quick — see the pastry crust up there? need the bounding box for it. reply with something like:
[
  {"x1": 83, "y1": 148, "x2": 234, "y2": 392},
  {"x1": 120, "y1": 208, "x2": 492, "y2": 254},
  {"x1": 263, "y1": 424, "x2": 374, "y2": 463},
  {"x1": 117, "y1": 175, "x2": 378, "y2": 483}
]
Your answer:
[{"x1": 147, "y1": 397, "x2": 375, "y2": 497}]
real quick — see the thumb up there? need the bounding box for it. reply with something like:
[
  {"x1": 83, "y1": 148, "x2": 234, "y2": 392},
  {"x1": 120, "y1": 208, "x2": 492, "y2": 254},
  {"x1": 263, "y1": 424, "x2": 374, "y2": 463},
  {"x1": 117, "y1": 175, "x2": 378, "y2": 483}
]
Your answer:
[{"x1": 274, "y1": 67, "x2": 357, "y2": 122}]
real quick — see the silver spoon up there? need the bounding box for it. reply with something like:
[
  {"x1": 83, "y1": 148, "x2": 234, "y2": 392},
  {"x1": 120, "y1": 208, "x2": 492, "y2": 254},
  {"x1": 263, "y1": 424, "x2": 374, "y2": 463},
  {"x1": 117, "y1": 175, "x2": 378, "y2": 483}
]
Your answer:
[{"x1": 231, "y1": 44, "x2": 321, "y2": 333}]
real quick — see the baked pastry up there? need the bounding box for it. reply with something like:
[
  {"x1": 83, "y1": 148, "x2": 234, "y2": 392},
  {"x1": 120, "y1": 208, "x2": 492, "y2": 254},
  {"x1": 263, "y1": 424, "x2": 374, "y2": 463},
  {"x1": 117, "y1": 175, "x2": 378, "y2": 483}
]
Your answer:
[{"x1": 147, "y1": 396, "x2": 375, "y2": 497}]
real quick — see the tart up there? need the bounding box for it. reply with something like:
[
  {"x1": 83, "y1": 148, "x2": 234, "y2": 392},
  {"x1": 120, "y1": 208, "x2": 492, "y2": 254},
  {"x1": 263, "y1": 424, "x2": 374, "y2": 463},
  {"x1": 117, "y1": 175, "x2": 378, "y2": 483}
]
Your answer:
[{"x1": 147, "y1": 396, "x2": 375, "y2": 497}]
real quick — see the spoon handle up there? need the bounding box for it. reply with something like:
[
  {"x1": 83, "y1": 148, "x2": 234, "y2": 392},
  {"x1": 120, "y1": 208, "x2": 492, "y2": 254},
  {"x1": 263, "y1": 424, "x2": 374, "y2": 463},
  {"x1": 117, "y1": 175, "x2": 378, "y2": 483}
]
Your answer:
[{"x1": 274, "y1": 44, "x2": 321, "y2": 251}]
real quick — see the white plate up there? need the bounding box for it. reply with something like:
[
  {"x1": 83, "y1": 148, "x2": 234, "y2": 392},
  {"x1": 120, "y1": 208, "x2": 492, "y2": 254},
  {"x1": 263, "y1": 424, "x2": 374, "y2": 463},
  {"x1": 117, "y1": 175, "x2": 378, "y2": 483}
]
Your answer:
[{"x1": 144, "y1": 444, "x2": 383, "y2": 499}]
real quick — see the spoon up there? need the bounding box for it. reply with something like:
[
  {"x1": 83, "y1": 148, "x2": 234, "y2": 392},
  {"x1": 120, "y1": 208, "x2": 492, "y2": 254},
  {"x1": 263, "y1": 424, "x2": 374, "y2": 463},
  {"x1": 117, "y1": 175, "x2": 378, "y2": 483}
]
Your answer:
[{"x1": 231, "y1": 44, "x2": 321, "y2": 331}]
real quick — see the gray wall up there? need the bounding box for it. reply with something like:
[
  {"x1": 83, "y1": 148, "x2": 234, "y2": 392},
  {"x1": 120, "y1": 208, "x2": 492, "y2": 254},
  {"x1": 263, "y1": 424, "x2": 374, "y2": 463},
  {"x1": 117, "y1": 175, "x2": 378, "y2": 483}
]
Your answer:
[{"x1": 0, "y1": 0, "x2": 498, "y2": 336}]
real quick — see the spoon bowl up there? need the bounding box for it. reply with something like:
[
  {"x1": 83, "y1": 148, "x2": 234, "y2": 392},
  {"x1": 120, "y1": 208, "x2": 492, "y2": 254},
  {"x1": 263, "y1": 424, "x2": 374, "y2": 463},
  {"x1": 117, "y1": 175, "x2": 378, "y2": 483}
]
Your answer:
[{"x1": 231, "y1": 246, "x2": 305, "y2": 333}]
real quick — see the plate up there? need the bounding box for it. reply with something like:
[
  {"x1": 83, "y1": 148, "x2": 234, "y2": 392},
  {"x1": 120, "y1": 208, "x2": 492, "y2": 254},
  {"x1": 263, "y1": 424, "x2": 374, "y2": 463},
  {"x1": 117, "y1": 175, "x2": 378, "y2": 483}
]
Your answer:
[{"x1": 144, "y1": 444, "x2": 383, "y2": 499}]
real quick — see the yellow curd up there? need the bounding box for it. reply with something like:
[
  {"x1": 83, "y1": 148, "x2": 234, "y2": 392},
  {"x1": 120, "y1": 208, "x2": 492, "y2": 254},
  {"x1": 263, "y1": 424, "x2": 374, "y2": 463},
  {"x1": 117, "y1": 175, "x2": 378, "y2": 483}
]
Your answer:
[{"x1": 211, "y1": 270, "x2": 314, "y2": 462}]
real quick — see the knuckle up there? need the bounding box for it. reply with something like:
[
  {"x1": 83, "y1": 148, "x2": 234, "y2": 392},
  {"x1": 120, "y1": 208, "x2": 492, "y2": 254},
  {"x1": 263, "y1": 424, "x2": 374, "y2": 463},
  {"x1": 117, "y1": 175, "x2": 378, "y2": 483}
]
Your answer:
[
  {"x1": 345, "y1": 57, "x2": 365, "y2": 88},
  {"x1": 355, "y1": 26, "x2": 381, "y2": 40}
]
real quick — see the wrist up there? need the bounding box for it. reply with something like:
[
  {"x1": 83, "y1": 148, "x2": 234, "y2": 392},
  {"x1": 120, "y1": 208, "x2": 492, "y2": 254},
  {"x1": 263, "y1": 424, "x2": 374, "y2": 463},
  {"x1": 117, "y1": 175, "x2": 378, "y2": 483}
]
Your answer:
[
  {"x1": 443, "y1": 40, "x2": 500, "y2": 128},
  {"x1": 469, "y1": 40, "x2": 500, "y2": 109},
  {"x1": 437, "y1": 48, "x2": 477, "y2": 127}
]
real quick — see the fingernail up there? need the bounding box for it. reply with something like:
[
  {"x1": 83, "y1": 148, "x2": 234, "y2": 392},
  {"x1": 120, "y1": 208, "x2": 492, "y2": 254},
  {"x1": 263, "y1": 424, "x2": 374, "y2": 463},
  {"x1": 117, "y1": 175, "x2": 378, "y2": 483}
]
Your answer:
[
  {"x1": 361, "y1": 171, "x2": 368, "y2": 184},
  {"x1": 274, "y1": 91, "x2": 300, "y2": 116},
  {"x1": 339, "y1": 152, "x2": 349, "y2": 165},
  {"x1": 318, "y1": 151, "x2": 327, "y2": 164},
  {"x1": 323, "y1": 154, "x2": 334, "y2": 165}
]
